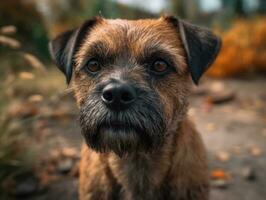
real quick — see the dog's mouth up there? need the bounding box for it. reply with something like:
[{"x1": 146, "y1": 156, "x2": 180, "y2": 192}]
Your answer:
[
  {"x1": 98, "y1": 120, "x2": 144, "y2": 132},
  {"x1": 84, "y1": 120, "x2": 152, "y2": 155},
  {"x1": 79, "y1": 92, "x2": 166, "y2": 156}
]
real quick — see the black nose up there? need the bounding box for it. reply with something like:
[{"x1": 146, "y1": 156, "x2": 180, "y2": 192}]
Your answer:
[{"x1": 101, "y1": 83, "x2": 136, "y2": 110}]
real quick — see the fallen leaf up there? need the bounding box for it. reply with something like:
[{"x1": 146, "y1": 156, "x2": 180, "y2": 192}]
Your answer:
[
  {"x1": 7, "y1": 101, "x2": 39, "y2": 118},
  {"x1": 28, "y1": 94, "x2": 43, "y2": 102},
  {"x1": 249, "y1": 146, "x2": 262, "y2": 156},
  {"x1": 19, "y1": 72, "x2": 35, "y2": 80},
  {"x1": 61, "y1": 147, "x2": 80, "y2": 159},
  {"x1": 23, "y1": 53, "x2": 46, "y2": 71},
  {"x1": 210, "y1": 169, "x2": 230, "y2": 180},
  {"x1": 0, "y1": 35, "x2": 20, "y2": 49},
  {"x1": 216, "y1": 151, "x2": 230, "y2": 162},
  {"x1": 210, "y1": 81, "x2": 225, "y2": 93},
  {"x1": 206, "y1": 123, "x2": 216, "y2": 132},
  {"x1": 0, "y1": 25, "x2": 17, "y2": 35}
]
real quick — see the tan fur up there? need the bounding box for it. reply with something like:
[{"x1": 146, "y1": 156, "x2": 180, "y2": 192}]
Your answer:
[
  {"x1": 79, "y1": 118, "x2": 208, "y2": 200},
  {"x1": 73, "y1": 17, "x2": 209, "y2": 200}
]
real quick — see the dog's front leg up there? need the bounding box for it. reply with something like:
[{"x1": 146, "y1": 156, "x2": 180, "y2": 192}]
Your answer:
[{"x1": 79, "y1": 145, "x2": 120, "y2": 200}]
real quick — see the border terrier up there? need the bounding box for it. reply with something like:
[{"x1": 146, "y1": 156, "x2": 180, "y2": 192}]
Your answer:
[{"x1": 49, "y1": 16, "x2": 221, "y2": 200}]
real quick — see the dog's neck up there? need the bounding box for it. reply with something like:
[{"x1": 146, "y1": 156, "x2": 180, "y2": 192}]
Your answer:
[{"x1": 106, "y1": 124, "x2": 180, "y2": 199}]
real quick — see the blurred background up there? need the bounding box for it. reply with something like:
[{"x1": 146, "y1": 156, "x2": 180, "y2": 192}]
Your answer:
[{"x1": 0, "y1": 0, "x2": 265, "y2": 199}]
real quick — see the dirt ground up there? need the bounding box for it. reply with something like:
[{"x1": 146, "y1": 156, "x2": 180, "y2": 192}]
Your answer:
[{"x1": 15, "y1": 75, "x2": 266, "y2": 200}]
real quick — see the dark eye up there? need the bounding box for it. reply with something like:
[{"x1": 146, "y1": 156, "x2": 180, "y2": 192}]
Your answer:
[
  {"x1": 84, "y1": 59, "x2": 101, "y2": 74},
  {"x1": 150, "y1": 60, "x2": 169, "y2": 74}
]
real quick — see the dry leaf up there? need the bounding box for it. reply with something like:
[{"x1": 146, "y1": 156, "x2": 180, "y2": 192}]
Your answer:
[
  {"x1": 207, "y1": 18, "x2": 266, "y2": 77},
  {"x1": 23, "y1": 53, "x2": 46, "y2": 71},
  {"x1": 0, "y1": 25, "x2": 17, "y2": 35},
  {"x1": 7, "y1": 101, "x2": 39, "y2": 118},
  {"x1": 210, "y1": 82, "x2": 225, "y2": 93},
  {"x1": 19, "y1": 72, "x2": 35, "y2": 80},
  {"x1": 216, "y1": 151, "x2": 230, "y2": 162},
  {"x1": 61, "y1": 147, "x2": 79, "y2": 159},
  {"x1": 28, "y1": 95, "x2": 43, "y2": 102},
  {"x1": 211, "y1": 169, "x2": 229, "y2": 180},
  {"x1": 206, "y1": 123, "x2": 216, "y2": 132},
  {"x1": 249, "y1": 146, "x2": 262, "y2": 156},
  {"x1": 0, "y1": 35, "x2": 20, "y2": 49}
]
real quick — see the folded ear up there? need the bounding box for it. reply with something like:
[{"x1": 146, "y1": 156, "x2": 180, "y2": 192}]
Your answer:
[
  {"x1": 164, "y1": 16, "x2": 222, "y2": 84},
  {"x1": 49, "y1": 17, "x2": 101, "y2": 84}
]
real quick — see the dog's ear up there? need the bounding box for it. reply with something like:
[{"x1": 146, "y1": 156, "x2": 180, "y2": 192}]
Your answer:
[
  {"x1": 49, "y1": 17, "x2": 101, "y2": 84},
  {"x1": 164, "y1": 16, "x2": 221, "y2": 84}
]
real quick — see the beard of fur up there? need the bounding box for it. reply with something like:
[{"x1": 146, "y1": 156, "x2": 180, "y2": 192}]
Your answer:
[{"x1": 79, "y1": 89, "x2": 166, "y2": 156}]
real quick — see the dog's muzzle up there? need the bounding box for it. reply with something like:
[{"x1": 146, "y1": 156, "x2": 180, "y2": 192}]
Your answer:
[{"x1": 79, "y1": 82, "x2": 166, "y2": 156}]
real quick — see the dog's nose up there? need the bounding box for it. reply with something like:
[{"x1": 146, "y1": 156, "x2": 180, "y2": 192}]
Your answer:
[{"x1": 101, "y1": 83, "x2": 136, "y2": 110}]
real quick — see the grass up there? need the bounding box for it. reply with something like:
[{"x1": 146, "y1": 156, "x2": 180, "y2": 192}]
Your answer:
[{"x1": 0, "y1": 61, "x2": 66, "y2": 197}]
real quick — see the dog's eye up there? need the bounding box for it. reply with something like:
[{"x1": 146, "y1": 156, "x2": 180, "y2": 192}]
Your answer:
[
  {"x1": 150, "y1": 60, "x2": 169, "y2": 74},
  {"x1": 85, "y1": 59, "x2": 101, "y2": 74}
]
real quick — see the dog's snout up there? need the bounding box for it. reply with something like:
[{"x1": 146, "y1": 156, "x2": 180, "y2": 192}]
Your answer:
[{"x1": 101, "y1": 82, "x2": 136, "y2": 110}]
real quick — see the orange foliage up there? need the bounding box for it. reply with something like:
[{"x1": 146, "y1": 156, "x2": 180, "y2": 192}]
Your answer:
[{"x1": 207, "y1": 17, "x2": 266, "y2": 78}]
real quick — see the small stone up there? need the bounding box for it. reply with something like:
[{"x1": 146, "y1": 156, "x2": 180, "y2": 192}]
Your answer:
[
  {"x1": 242, "y1": 167, "x2": 256, "y2": 181},
  {"x1": 210, "y1": 81, "x2": 225, "y2": 93},
  {"x1": 14, "y1": 178, "x2": 38, "y2": 196},
  {"x1": 211, "y1": 179, "x2": 229, "y2": 189},
  {"x1": 57, "y1": 158, "x2": 74, "y2": 174},
  {"x1": 206, "y1": 123, "x2": 216, "y2": 132},
  {"x1": 249, "y1": 146, "x2": 262, "y2": 156}
]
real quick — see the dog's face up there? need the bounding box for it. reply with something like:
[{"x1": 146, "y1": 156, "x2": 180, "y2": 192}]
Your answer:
[{"x1": 49, "y1": 16, "x2": 221, "y2": 155}]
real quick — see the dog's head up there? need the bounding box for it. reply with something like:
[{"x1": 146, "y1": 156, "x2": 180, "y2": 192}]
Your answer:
[{"x1": 49, "y1": 16, "x2": 221, "y2": 155}]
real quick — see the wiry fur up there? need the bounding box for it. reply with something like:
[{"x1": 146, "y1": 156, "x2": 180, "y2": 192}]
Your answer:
[
  {"x1": 75, "y1": 17, "x2": 207, "y2": 200},
  {"x1": 49, "y1": 16, "x2": 221, "y2": 200},
  {"x1": 79, "y1": 119, "x2": 209, "y2": 200}
]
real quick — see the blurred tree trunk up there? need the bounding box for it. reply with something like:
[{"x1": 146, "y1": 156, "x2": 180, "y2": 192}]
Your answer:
[
  {"x1": 258, "y1": 0, "x2": 266, "y2": 14},
  {"x1": 170, "y1": 0, "x2": 199, "y2": 20},
  {"x1": 35, "y1": 0, "x2": 85, "y2": 37},
  {"x1": 186, "y1": 0, "x2": 199, "y2": 20},
  {"x1": 222, "y1": 0, "x2": 246, "y2": 17},
  {"x1": 234, "y1": 0, "x2": 245, "y2": 16},
  {"x1": 171, "y1": 0, "x2": 186, "y2": 18},
  {"x1": 0, "y1": 0, "x2": 49, "y2": 58}
]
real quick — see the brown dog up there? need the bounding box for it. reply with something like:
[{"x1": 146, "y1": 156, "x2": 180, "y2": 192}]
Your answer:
[{"x1": 49, "y1": 16, "x2": 221, "y2": 200}]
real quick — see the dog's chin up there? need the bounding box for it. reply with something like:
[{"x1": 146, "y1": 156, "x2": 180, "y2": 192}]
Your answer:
[{"x1": 83, "y1": 124, "x2": 163, "y2": 156}]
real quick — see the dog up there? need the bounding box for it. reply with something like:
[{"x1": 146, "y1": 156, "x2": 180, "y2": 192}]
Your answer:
[{"x1": 49, "y1": 16, "x2": 221, "y2": 200}]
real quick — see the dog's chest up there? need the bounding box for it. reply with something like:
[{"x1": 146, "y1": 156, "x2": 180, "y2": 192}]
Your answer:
[{"x1": 108, "y1": 153, "x2": 171, "y2": 200}]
